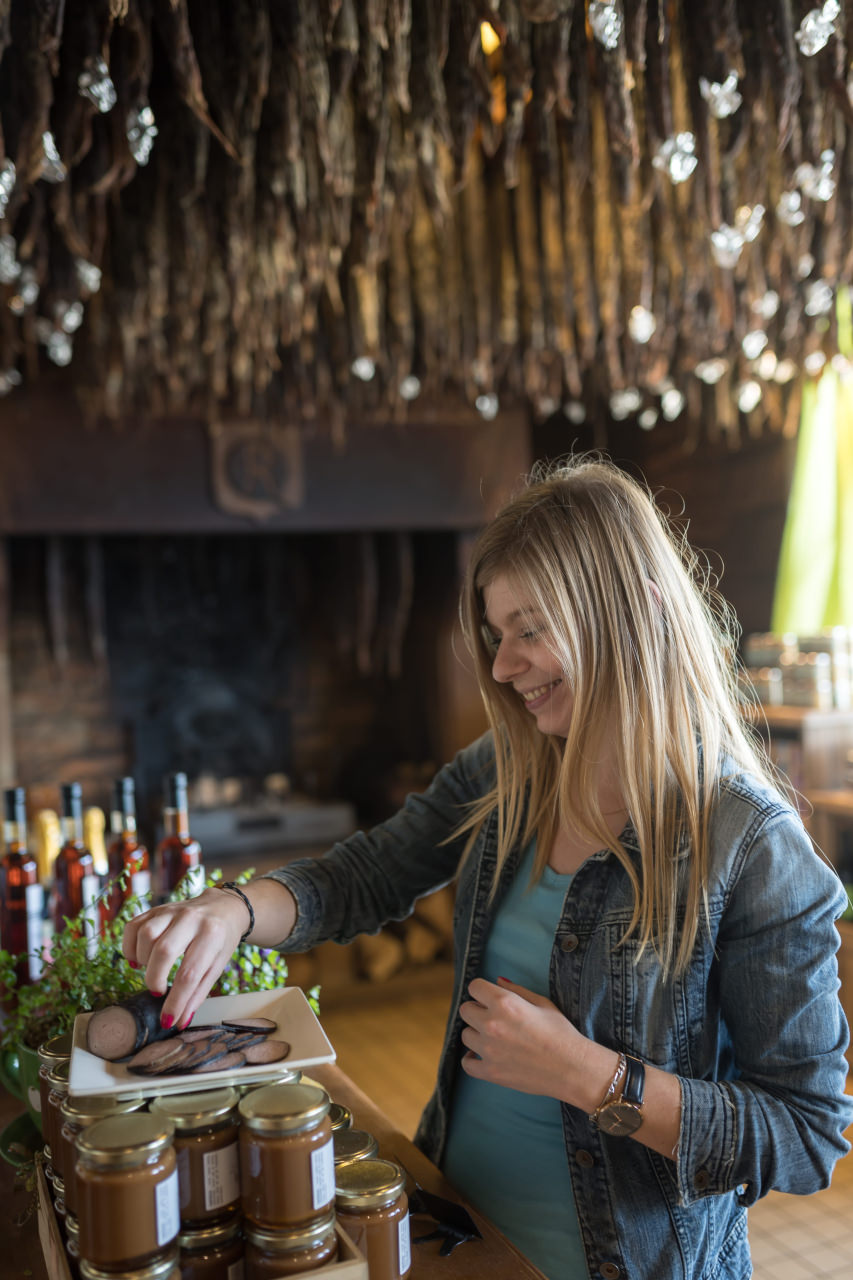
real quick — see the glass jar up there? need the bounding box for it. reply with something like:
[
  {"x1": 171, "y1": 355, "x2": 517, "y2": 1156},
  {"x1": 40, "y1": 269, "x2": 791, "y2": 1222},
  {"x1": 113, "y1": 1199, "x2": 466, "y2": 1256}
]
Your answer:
[
  {"x1": 328, "y1": 1102, "x2": 352, "y2": 1131},
  {"x1": 45, "y1": 1059, "x2": 71, "y2": 1184},
  {"x1": 238, "y1": 1083, "x2": 334, "y2": 1229},
  {"x1": 244, "y1": 1213, "x2": 337, "y2": 1278},
  {"x1": 79, "y1": 1245, "x2": 181, "y2": 1280},
  {"x1": 37, "y1": 1032, "x2": 73, "y2": 1161},
  {"x1": 178, "y1": 1215, "x2": 244, "y2": 1280},
  {"x1": 60, "y1": 1092, "x2": 146, "y2": 1221},
  {"x1": 333, "y1": 1127, "x2": 378, "y2": 1167},
  {"x1": 76, "y1": 1113, "x2": 180, "y2": 1270},
  {"x1": 335, "y1": 1158, "x2": 411, "y2": 1280},
  {"x1": 150, "y1": 1087, "x2": 240, "y2": 1224}
]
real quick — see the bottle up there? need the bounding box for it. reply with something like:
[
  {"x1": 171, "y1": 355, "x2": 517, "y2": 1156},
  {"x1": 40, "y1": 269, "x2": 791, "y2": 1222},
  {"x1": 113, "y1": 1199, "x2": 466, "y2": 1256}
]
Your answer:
[
  {"x1": 157, "y1": 773, "x2": 204, "y2": 899},
  {"x1": 52, "y1": 782, "x2": 98, "y2": 944},
  {"x1": 103, "y1": 777, "x2": 151, "y2": 923},
  {"x1": 0, "y1": 786, "x2": 44, "y2": 984}
]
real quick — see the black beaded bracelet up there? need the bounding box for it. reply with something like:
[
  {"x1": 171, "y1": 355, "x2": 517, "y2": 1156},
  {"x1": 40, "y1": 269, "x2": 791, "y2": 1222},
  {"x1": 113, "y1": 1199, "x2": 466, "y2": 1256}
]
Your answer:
[{"x1": 216, "y1": 881, "x2": 255, "y2": 943}]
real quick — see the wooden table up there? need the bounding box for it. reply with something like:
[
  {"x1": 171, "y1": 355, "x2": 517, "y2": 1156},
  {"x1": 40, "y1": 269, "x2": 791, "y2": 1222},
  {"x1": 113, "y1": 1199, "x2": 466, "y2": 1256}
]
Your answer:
[{"x1": 2, "y1": 1063, "x2": 546, "y2": 1280}]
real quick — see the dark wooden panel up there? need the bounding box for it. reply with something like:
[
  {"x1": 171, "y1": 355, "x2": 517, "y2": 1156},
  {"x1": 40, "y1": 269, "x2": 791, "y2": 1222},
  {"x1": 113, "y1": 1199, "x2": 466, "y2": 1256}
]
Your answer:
[{"x1": 0, "y1": 384, "x2": 531, "y2": 534}]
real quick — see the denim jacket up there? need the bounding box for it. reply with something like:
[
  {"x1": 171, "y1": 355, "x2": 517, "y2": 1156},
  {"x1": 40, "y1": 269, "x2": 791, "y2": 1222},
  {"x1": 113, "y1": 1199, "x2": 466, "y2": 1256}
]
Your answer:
[{"x1": 264, "y1": 732, "x2": 853, "y2": 1280}]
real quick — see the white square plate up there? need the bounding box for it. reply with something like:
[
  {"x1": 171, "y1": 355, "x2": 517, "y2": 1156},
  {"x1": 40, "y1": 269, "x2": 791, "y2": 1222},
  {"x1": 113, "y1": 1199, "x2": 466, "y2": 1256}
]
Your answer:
[{"x1": 69, "y1": 987, "x2": 335, "y2": 1098}]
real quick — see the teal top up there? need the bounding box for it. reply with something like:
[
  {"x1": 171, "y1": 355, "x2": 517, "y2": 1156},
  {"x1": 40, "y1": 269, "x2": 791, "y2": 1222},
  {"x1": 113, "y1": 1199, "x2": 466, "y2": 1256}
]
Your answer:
[{"x1": 442, "y1": 841, "x2": 587, "y2": 1279}]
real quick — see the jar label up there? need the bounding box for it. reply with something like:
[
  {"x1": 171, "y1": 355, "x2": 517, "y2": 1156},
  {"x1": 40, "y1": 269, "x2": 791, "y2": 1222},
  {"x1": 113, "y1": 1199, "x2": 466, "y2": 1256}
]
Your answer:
[
  {"x1": 398, "y1": 1212, "x2": 411, "y2": 1275},
  {"x1": 130, "y1": 869, "x2": 151, "y2": 910},
  {"x1": 26, "y1": 883, "x2": 44, "y2": 980},
  {"x1": 184, "y1": 865, "x2": 206, "y2": 897},
  {"x1": 310, "y1": 1138, "x2": 335, "y2": 1211},
  {"x1": 155, "y1": 1168, "x2": 180, "y2": 1246},
  {"x1": 81, "y1": 875, "x2": 100, "y2": 959},
  {"x1": 227, "y1": 1263, "x2": 245, "y2": 1280},
  {"x1": 203, "y1": 1141, "x2": 240, "y2": 1211}
]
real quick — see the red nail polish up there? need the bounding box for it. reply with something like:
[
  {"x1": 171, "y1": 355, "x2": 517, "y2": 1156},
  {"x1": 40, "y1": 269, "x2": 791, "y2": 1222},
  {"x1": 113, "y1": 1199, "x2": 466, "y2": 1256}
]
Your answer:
[
  {"x1": 179, "y1": 1010, "x2": 195, "y2": 1031},
  {"x1": 151, "y1": 991, "x2": 164, "y2": 998},
  {"x1": 128, "y1": 960, "x2": 140, "y2": 969},
  {"x1": 497, "y1": 976, "x2": 510, "y2": 983},
  {"x1": 161, "y1": 1014, "x2": 174, "y2": 1029}
]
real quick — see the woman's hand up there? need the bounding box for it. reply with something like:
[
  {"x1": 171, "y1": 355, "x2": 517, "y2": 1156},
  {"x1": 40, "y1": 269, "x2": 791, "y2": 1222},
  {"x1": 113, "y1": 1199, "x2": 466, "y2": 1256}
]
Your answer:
[
  {"x1": 122, "y1": 889, "x2": 249, "y2": 1032},
  {"x1": 458, "y1": 976, "x2": 593, "y2": 1101}
]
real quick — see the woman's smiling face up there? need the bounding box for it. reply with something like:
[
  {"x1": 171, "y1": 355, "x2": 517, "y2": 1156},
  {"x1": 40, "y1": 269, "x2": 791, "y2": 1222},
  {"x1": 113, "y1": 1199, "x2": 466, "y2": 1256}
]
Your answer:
[{"x1": 482, "y1": 574, "x2": 574, "y2": 738}]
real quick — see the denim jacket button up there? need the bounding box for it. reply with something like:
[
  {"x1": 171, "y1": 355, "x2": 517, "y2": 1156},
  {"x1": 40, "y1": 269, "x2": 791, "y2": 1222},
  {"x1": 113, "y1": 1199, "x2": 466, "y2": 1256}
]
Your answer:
[
  {"x1": 694, "y1": 1168, "x2": 710, "y2": 1190},
  {"x1": 560, "y1": 933, "x2": 580, "y2": 953},
  {"x1": 600, "y1": 1263, "x2": 621, "y2": 1279},
  {"x1": 575, "y1": 1148, "x2": 595, "y2": 1168}
]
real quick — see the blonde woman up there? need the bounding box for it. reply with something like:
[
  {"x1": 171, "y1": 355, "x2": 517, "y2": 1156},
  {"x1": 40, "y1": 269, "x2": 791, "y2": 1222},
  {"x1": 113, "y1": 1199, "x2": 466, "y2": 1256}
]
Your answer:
[{"x1": 126, "y1": 457, "x2": 852, "y2": 1280}]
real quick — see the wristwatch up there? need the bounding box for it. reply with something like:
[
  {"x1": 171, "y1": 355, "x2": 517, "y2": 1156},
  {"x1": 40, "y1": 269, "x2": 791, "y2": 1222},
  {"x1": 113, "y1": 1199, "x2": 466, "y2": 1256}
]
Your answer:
[{"x1": 590, "y1": 1054, "x2": 646, "y2": 1136}]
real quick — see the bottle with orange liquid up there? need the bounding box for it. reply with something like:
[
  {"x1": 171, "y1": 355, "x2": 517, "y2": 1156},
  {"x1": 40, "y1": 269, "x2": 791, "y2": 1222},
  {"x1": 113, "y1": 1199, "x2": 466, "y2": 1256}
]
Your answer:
[
  {"x1": 157, "y1": 772, "x2": 204, "y2": 899},
  {"x1": 52, "y1": 783, "x2": 98, "y2": 947},
  {"x1": 0, "y1": 786, "x2": 43, "y2": 983},
  {"x1": 103, "y1": 777, "x2": 151, "y2": 923}
]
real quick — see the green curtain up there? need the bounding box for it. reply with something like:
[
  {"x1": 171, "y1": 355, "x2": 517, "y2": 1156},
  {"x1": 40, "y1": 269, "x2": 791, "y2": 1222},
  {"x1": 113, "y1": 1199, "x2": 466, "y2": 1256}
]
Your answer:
[{"x1": 771, "y1": 294, "x2": 853, "y2": 632}]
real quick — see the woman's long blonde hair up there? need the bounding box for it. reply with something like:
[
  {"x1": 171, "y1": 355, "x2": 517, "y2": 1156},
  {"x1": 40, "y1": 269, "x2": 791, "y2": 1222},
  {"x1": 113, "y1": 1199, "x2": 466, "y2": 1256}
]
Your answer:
[{"x1": 457, "y1": 455, "x2": 775, "y2": 978}]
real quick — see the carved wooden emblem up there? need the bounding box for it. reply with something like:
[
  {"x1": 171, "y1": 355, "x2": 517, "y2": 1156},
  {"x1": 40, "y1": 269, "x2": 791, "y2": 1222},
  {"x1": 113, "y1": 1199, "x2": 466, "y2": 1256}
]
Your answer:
[{"x1": 208, "y1": 421, "x2": 304, "y2": 521}]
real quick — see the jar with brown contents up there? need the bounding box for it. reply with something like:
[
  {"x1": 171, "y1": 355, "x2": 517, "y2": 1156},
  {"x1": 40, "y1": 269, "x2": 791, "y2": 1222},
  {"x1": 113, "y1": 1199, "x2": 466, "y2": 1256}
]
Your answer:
[
  {"x1": 76, "y1": 1113, "x2": 180, "y2": 1271},
  {"x1": 150, "y1": 1087, "x2": 240, "y2": 1224},
  {"x1": 238, "y1": 1083, "x2": 334, "y2": 1229},
  {"x1": 178, "y1": 1215, "x2": 244, "y2": 1280},
  {"x1": 37, "y1": 1032, "x2": 73, "y2": 1159},
  {"x1": 45, "y1": 1059, "x2": 71, "y2": 1187},
  {"x1": 60, "y1": 1092, "x2": 146, "y2": 1221},
  {"x1": 244, "y1": 1212, "x2": 337, "y2": 1278},
  {"x1": 79, "y1": 1245, "x2": 181, "y2": 1280},
  {"x1": 333, "y1": 1127, "x2": 378, "y2": 1167},
  {"x1": 335, "y1": 1158, "x2": 411, "y2": 1280}
]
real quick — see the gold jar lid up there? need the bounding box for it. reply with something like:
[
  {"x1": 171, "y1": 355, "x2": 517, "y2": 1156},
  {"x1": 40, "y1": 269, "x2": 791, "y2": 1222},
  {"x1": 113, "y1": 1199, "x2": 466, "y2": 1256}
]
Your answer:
[
  {"x1": 80, "y1": 1245, "x2": 179, "y2": 1280},
  {"x1": 334, "y1": 1128, "x2": 378, "y2": 1166},
  {"x1": 150, "y1": 1086, "x2": 239, "y2": 1130},
  {"x1": 336, "y1": 1157, "x2": 406, "y2": 1210},
  {"x1": 76, "y1": 1113, "x2": 175, "y2": 1168},
  {"x1": 245, "y1": 1210, "x2": 336, "y2": 1254},
  {"x1": 38, "y1": 1032, "x2": 74, "y2": 1067},
  {"x1": 178, "y1": 1213, "x2": 243, "y2": 1250},
  {"x1": 238, "y1": 1082, "x2": 330, "y2": 1134},
  {"x1": 46, "y1": 1060, "x2": 71, "y2": 1091},
  {"x1": 66, "y1": 1213, "x2": 79, "y2": 1245},
  {"x1": 61, "y1": 1093, "x2": 145, "y2": 1124},
  {"x1": 329, "y1": 1102, "x2": 352, "y2": 1131},
  {"x1": 237, "y1": 1068, "x2": 301, "y2": 1096}
]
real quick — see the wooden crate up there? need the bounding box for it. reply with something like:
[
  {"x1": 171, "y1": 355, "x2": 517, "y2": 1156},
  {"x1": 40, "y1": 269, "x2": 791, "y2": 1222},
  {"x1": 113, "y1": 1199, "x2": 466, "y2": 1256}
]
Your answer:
[{"x1": 37, "y1": 1160, "x2": 367, "y2": 1280}]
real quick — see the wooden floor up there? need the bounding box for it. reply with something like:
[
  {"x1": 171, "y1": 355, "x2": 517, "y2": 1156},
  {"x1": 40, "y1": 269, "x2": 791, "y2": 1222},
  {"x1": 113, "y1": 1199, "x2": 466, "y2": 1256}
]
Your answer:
[
  {"x1": 316, "y1": 965, "x2": 853, "y2": 1278},
  {"x1": 318, "y1": 961, "x2": 454, "y2": 1137}
]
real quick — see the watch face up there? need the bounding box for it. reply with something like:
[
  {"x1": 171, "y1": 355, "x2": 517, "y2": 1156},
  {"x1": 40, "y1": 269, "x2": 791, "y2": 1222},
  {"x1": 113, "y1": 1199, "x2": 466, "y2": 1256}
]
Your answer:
[{"x1": 596, "y1": 1102, "x2": 644, "y2": 1137}]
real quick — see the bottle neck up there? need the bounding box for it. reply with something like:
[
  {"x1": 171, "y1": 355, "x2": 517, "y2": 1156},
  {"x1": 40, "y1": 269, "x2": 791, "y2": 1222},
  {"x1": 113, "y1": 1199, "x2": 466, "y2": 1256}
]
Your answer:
[
  {"x1": 3, "y1": 817, "x2": 27, "y2": 854},
  {"x1": 60, "y1": 813, "x2": 85, "y2": 846},
  {"x1": 163, "y1": 806, "x2": 190, "y2": 840}
]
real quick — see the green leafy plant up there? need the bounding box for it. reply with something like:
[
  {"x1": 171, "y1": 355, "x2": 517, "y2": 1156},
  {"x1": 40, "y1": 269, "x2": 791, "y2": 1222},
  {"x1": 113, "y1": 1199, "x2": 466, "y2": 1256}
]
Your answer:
[{"x1": 0, "y1": 866, "x2": 313, "y2": 1051}]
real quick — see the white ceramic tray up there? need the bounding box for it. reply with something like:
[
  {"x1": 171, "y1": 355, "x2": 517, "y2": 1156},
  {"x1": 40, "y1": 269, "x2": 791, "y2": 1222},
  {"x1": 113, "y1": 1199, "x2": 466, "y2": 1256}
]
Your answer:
[{"x1": 68, "y1": 987, "x2": 335, "y2": 1098}]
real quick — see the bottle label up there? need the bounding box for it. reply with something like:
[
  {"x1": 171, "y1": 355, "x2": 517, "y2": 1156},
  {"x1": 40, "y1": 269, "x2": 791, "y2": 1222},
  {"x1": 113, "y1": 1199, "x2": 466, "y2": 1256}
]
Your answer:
[
  {"x1": 155, "y1": 1167, "x2": 180, "y2": 1246},
  {"x1": 398, "y1": 1211, "x2": 411, "y2": 1274},
  {"x1": 183, "y1": 865, "x2": 206, "y2": 898},
  {"x1": 130, "y1": 869, "x2": 151, "y2": 912},
  {"x1": 25, "y1": 883, "x2": 44, "y2": 981},
  {"x1": 203, "y1": 1141, "x2": 240, "y2": 1211},
  {"x1": 310, "y1": 1138, "x2": 335, "y2": 1211},
  {"x1": 81, "y1": 874, "x2": 100, "y2": 959}
]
